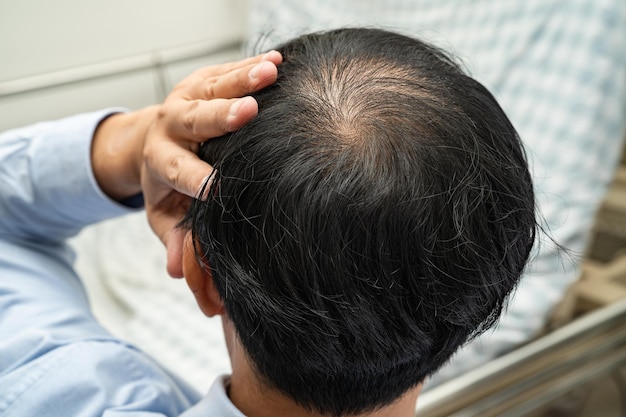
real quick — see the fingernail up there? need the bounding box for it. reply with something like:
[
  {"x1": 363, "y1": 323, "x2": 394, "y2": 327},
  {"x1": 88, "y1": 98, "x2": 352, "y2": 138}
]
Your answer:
[
  {"x1": 262, "y1": 50, "x2": 279, "y2": 61},
  {"x1": 248, "y1": 63, "x2": 263, "y2": 79},
  {"x1": 229, "y1": 99, "x2": 243, "y2": 117}
]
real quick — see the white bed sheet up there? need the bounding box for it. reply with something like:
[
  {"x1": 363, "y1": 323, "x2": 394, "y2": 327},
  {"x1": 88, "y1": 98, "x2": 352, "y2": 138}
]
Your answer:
[{"x1": 70, "y1": 213, "x2": 230, "y2": 393}]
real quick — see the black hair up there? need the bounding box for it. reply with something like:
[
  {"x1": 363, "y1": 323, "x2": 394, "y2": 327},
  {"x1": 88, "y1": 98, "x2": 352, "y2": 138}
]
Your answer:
[{"x1": 184, "y1": 28, "x2": 536, "y2": 416}]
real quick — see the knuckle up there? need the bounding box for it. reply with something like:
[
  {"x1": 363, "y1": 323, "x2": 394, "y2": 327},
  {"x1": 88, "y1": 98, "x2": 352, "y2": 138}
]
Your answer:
[
  {"x1": 183, "y1": 100, "x2": 201, "y2": 137},
  {"x1": 205, "y1": 79, "x2": 217, "y2": 99},
  {"x1": 165, "y1": 154, "x2": 184, "y2": 187},
  {"x1": 153, "y1": 106, "x2": 169, "y2": 134},
  {"x1": 142, "y1": 138, "x2": 158, "y2": 164},
  {"x1": 156, "y1": 106, "x2": 168, "y2": 121}
]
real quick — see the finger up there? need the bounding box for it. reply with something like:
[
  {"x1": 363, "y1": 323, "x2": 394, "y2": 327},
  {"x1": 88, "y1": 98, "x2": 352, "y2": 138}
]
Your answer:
[
  {"x1": 144, "y1": 189, "x2": 191, "y2": 234},
  {"x1": 186, "y1": 59, "x2": 279, "y2": 101},
  {"x1": 190, "y1": 50, "x2": 282, "y2": 80},
  {"x1": 146, "y1": 141, "x2": 216, "y2": 198},
  {"x1": 213, "y1": 60, "x2": 279, "y2": 99},
  {"x1": 174, "y1": 51, "x2": 281, "y2": 96},
  {"x1": 165, "y1": 96, "x2": 258, "y2": 140},
  {"x1": 225, "y1": 96, "x2": 261, "y2": 131}
]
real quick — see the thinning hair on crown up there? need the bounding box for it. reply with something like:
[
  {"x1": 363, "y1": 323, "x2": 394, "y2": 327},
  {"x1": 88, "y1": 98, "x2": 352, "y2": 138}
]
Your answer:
[{"x1": 184, "y1": 28, "x2": 537, "y2": 416}]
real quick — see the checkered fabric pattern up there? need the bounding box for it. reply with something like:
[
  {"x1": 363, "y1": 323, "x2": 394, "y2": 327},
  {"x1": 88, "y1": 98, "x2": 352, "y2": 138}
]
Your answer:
[{"x1": 246, "y1": 0, "x2": 626, "y2": 387}]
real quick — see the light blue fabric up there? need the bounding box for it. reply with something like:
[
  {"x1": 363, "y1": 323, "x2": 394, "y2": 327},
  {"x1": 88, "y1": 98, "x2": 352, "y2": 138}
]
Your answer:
[
  {"x1": 246, "y1": 0, "x2": 626, "y2": 387},
  {"x1": 0, "y1": 111, "x2": 242, "y2": 417}
]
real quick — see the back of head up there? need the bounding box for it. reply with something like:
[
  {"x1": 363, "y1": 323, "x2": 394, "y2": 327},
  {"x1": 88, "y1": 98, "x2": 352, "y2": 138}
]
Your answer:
[{"x1": 187, "y1": 28, "x2": 536, "y2": 416}]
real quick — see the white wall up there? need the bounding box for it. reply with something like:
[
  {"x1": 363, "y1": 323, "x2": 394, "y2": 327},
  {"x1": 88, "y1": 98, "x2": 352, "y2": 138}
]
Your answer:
[{"x1": 0, "y1": 0, "x2": 249, "y2": 131}]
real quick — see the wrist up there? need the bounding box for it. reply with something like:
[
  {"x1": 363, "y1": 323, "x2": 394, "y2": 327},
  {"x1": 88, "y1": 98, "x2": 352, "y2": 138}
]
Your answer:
[{"x1": 91, "y1": 105, "x2": 159, "y2": 201}]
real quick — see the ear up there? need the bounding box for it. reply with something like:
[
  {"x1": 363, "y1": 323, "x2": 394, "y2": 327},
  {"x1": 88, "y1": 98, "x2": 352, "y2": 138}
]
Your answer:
[{"x1": 182, "y1": 231, "x2": 225, "y2": 317}]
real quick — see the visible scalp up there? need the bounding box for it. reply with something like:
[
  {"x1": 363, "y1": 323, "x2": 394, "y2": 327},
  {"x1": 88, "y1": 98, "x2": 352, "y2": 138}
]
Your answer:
[{"x1": 184, "y1": 28, "x2": 536, "y2": 416}]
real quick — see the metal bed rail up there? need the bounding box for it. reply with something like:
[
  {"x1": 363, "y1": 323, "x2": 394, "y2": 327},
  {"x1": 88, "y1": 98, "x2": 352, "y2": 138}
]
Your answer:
[
  {"x1": 0, "y1": 38, "x2": 242, "y2": 98},
  {"x1": 416, "y1": 298, "x2": 626, "y2": 416}
]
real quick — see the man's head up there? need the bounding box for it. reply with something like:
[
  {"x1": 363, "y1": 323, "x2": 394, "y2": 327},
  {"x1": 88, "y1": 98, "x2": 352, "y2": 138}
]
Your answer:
[{"x1": 183, "y1": 28, "x2": 536, "y2": 416}]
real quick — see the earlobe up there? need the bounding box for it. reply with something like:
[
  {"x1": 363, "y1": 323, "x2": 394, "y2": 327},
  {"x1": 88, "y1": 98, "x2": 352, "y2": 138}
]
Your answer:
[{"x1": 182, "y1": 231, "x2": 225, "y2": 317}]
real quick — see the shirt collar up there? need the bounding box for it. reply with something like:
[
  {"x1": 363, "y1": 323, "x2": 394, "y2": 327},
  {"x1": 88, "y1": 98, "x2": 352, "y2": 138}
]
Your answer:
[{"x1": 181, "y1": 375, "x2": 247, "y2": 417}]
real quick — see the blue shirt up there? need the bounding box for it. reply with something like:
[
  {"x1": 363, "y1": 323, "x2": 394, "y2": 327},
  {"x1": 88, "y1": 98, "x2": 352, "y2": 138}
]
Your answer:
[{"x1": 0, "y1": 110, "x2": 245, "y2": 417}]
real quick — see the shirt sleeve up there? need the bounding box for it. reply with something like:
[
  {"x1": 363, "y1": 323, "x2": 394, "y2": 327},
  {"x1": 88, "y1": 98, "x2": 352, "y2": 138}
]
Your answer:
[
  {"x1": 0, "y1": 109, "x2": 137, "y2": 243},
  {"x1": 0, "y1": 111, "x2": 201, "y2": 416}
]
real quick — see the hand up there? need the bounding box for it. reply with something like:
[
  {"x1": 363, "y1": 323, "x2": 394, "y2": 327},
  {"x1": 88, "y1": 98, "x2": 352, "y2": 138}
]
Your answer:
[{"x1": 92, "y1": 51, "x2": 282, "y2": 277}]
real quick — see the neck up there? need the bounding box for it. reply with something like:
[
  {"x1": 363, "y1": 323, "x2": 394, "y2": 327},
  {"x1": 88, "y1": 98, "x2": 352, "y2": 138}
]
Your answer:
[
  {"x1": 221, "y1": 315, "x2": 421, "y2": 417},
  {"x1": 228, "y1": 367, "x2": 421, "y2": 417}
]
